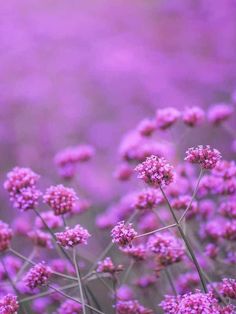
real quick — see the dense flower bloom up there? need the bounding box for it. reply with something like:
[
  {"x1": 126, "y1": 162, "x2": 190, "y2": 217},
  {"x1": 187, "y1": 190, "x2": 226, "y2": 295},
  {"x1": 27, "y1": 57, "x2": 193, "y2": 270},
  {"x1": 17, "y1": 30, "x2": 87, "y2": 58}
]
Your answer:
[
  {"x1": 185, "y1": 145, "x2": 221, "y2": 169},
  {"x1": 220, "y1": 278, "x2": 236, "y2": 299},
  {"x1": 55, "y1": 224, "x2": 91, "y2": 248},
  {"x1": 156, "y1": 107, "x2": 180, "y2": 130},
  {"x1": 116, "y1": 300, "x2": 153, "y2": 314},
  {"x1": 43, "y1": 185, "x2": 78, "y2": 216},
  {"x1": 182, "y1": 107, "x2": 205, "y2": 127},
  {"x1": 35, "y1": 211, "x2": 62, "y2": 229},
  {"x1": 160, "y1": 291, "x2": 221, "y2": 313},
  {"x1": 24, "y1": 262, "x2": 51, "y2": 289},
  {"x1": 147, "y1": 233, "x2": 185, "y2": 266},
  {"x1": 121, "y1": 244, "x2": 147, "y2": 261},
  {"x1": 4, "y1": 167, "x2": 41, "y2": 211},
  {"x1": 0, "y1": 294, "x2": 19, "y2": 314},
  {"x1": 135, "y1": 155, "x2": 174, "y2": 187},
  {"x1": 208, "y1": 104, "x2": 234, "y2": 125},
  {"x1": 137, "y1": 118, "x2": 156, "y2": 136},
  {"x1": 0, "y1": 221, "x2": 13, "y2": 252},
  {"x1": 56, "y1": 300, "x2": 82, "y2": 314},
  {"x1": 97, "y1": 257, "x2": 123, "y2": 273},
  {"x1": 111, "y1": 221, "x2": 137, "y2": 247}
]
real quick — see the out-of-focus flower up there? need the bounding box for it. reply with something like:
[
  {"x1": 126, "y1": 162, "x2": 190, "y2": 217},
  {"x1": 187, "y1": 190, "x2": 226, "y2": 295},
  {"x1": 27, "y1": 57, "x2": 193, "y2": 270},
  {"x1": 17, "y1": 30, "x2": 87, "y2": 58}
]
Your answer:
[
  {"x1": 55, "y1": 225, "x2": 91, "y2": 248},
  {"x1": 132, "y1": 189, "x2": 162, "y2": 211},
  {"x1": 185, "y1": 145, "x2": 221, "y2": 169},
  {"x1": 176, "y1": 272, "x2": 200, "y2": 294},
  {"x1": 219, "y1": 200, "x2": 236, "y2": 219},
  {"x1": 97, "y1": 257, "x2": 123, "y2": 274},
  {"x1": 156, "y1": 107, "x2": 180, "y2": 130},
  {"x1": 54, "y1": 145, "x2": 94, "y2": 179},
  {"x1": 113, "y1": 163, "x2": 133, "y2": 181},
  {"x1": 147, "y1": 233, "x2": 185, "y2": 266},
  {"x1": 35, "y1": 211, "x2": 62, "y2": 229},
  {"x1": 182, "y1": 107, "x2": 205, "y2": 127},
  {"x1": 111, "y1": 221, "x2": 137, "y2": 247},
  {"x1": 220, "y1": 278, "x2": 236, "y2": 299},
  {"x1": 28, "y1": 230, "x2": 52, "y2": 249},
  {"x1": 0, "y1": 221, "x2": 13, "y2": 252},
  {"x1": 204, "y1": 243, "x2": 219, "y2": 259},
  {"x1": 43, "y1": 185, "x2": 78, "y2": 216},
  {"x1": 24, "y1": 262, "x2": 51, "y2": 289},
  {"x1": 121, "y1": 244, "x2": 147, "y2": 261},
  {"x1": 222, "y1": 220, "x2": 236, "y2": 241},
  {"x1": 116, "y1": 299, "x2": 153, "y2": 314},
  {"x1": 135, "y1": 275, "x2": 156, "y2": 289},
  {"x1": 56, "y1": 299, "x2": 82, "y2": 314},
  {"x1": 0, "y1": 294, "x2": 19, "y2": 314},
  {"x1": 4, "y1": 167, "x2": 41, "y2": 211},
  {"x1": 135, "y1": 155, "x2": 174, "y2": 187},
  {"x1": 137, "y1": 118, "x2": 156, "y2": 136},
  {"x1": 117, "y1": 285, "x2": 134, "y2": 301},
  {"x1": 208, "y1": 104, "x2": 234, "y2": 125}
]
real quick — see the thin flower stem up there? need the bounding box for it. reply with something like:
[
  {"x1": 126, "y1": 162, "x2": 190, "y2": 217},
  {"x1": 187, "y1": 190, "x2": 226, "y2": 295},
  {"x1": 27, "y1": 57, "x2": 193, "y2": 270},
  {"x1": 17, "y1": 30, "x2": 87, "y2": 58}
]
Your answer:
[
  {"x1": 94, "y1": 272, "x2": 114, "y2": 293},
  {"x1": 135, "y1": 223, "x2": 177, "y2": 239},
  {"x1": 121, "y1": 260, "x2": 134, "y2": 285},
  {"x1": 33, "y1": 208, "x2": 74, "y2": 266},
  {"x1": 73, "y1": 247, "x2": 86, "y2": 314},
  {"x1": 164, "y1": 268, "x2": 177, "y2": 296},
  {"x1": 48, "y1": 284, "x2": 105, "y2": 314},
  {"x1": 160, "y1": 186, "x2": 208, "y2": 293},
  {"x1": 14, "y1": 248, "x2": 37, "y2": 282},
  {"x1": 179, "y1": 168, "x2": 204, "y2": 223}
]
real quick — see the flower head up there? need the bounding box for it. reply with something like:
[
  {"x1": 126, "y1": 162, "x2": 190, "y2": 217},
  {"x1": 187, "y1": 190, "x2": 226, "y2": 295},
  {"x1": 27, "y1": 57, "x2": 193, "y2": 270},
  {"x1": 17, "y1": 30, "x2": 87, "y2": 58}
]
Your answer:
[
  {"x1": 0, "y1": 294, "x2": 19, "y2": 314},
  {"x1": 43, "y1": 185, "x2": 78, "y2": 216},
  {"x1": 116, "y1": 300, "x2": 153, "y2": 314},
  {"x1": 4, "y1": 167, "x2": 41, "y2": 211},
  {"x1": 24, "y1": 262, "x2": 51, "y2": 289},
  {"x1": 97, "y1": 257, "x2": 123, "y2": 274},
  {"x1": 35, "y1": 211, "x2": 62, "y2": 229},
  {"x1": 185, "y1": 145, "x2": 221, "y2": 169},
  {"x1": 0, "y1": 221, "x2": 13, "y2": 252},
  {"x1": 56, "y1": 300, "x2": 82, "y2": 314},
  {"x1": 121, "y1": 244, "x2": 147, "y2": 261},
  {"x1": 135, "y1": 155, "x2": 174, "y2": 187},
  {"x1": 156, "y1": 107, "x2": 180, "y2": 130},
  {"x1": 220, "y1": 278, "x2": 236, "y2": 299},
  {"x1": 111, "y1": 221, "x2": 137, "y2": 247},
  {"x1": 132, "y1": 189, "x2": 163, "y2": 211},
  {"x1": 147, "y1": 233, "x2": 185, "y2": 266},
  {"x1": 55, "y1": 224, "x2": 91, "y2": 248},
  {"x1": 137, "y1": 118, "x2": 156, "y2": 136},
  {"x1": 208, "y1": 104, "x2": 234, "y2": 125},
  {"x1": 182, "y1": 107, "x2": 205, "y2": 127}
]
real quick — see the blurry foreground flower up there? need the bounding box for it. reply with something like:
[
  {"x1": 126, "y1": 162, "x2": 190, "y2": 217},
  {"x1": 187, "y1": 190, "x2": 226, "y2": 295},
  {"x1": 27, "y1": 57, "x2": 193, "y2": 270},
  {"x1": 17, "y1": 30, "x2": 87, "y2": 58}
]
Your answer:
[{"x1": 0, "y1": 221, "x2": 13, "y2": 252}]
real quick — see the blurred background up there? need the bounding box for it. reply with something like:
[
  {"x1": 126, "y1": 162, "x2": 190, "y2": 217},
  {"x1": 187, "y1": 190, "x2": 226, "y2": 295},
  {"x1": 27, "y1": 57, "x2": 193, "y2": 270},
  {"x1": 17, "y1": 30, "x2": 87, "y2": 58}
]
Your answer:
[{"x1": 0, "y1": 0, "x2": 236, "y2": 212}]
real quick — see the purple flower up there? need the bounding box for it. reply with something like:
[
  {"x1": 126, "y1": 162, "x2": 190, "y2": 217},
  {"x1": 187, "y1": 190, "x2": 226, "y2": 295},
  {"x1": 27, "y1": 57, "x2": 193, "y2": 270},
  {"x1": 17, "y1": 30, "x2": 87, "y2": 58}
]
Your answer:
[
  {"x1": 121, "y1": 244, "x2": 147, "y2": 261},
  {"x1": 219, "y1": 200, "x2": 236, "y2": 219},
  {"x1": 111, "y1": 221, "x2": 137, "y2": 247},
  {"x1": 97, "y1": 257, "x2": 123, "y2": 274},
  {"x1": 0, "y1": 294, "x2": 19, "y2": 314},
  {"x1": 113, "y1": 163, "x2": 133, "y2": 181},
  {"x1": 135, "y1": 155, "x2": 174, "y2": 187},
  {"x1": 204, "y1": 243, "x2": 219, "y2": 259},
  {"x1": 220, "y1": 278, "x2": 236, "y2": 299},
  {"x1": 182, "y1": 107, "x2": 205, "y2": 127},
  {"x1": 28, "y1": 230, "x2": 52, "y2": 249},
  {"x1": 208, "y1": 104, "x2": 234, "y2": 125},
  {"x1": 55, "y1": 224, "x2": 91, "y2": 248},
  {"x1": 147, "y1": 233, "x2": 185, "y2": 266},
  {"x1": 117, "y1": 285, "x2": 134, "y2": 301},
  {"x1": 137, "y1": 118, "x2": 156, "y2": 136},
  {"x1": 132, "y1": 189, "x2": 163, "y2": 211},
  {"x1": 24, "y1": 262, "x2": 51, "y2": 289},
  {"x1": 156, "y1": 107, "x2": 180, "y2": 130},
  {"x1": 35, "y1": 211, "x2": 62, "y2": 229},
  {"x1": 4, "y1": 167, "x2": 41, "y2": 211},
  {"x1": 0, "y1": 221, "x2": 12, "y2": 252},
  {"x1": 56, "y1": 299, "x2": 82, "y2": 314},
  {"x1": 185, "y1": 145, "x2": 221, "y2": 170},
  {"x1": 116, "y1": 300, "x2": 153, "y2": 314},
  {"x1": 43, "y1": 185, "x2": 78, "y2": 216}
]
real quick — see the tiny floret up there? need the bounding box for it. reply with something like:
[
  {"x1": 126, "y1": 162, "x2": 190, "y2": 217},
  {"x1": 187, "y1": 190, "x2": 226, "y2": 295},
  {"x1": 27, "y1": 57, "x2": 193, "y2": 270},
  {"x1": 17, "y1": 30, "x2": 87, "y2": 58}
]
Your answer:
[
  {"x1": 185, "y1": 145, "x2": 221, "y2": 169},
  {"x1": 55, "y1": 224, "x2": 91, "y2": 248},
  {"x1": 111, "y1": 221, "x2": 137, "y2": 247},
  {"x1": 43, "y1": 185, "x2": 78, "y2": 216},
  {"x1": 135, "y1": 155, "x2": 174, "y2": 187}
]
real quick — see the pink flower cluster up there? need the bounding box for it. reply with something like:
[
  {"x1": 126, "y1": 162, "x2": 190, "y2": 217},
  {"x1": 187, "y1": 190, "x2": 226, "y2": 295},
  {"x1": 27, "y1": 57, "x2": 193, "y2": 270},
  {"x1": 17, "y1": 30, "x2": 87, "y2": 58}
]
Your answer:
[
  {"x1": 111, "y1": 221, "x2": 137, "y2": 247},
  {"x1": 43, "y1": 184, "x2": 78, "y2": 216},
  {"x1": 0, "y1": 294, "x2": 19, "y2": 314},
  {"x1": 4, "y1": 167, "x2": 41, "y2": 211},
  {"x1": 24, "y1": 262, "x2": 51, "y2": 289},
  {"x1": 0, "y1": 221, "x2": 12, "y2": 252},
  {"x1": 185, "y1": 145, "x2": 221, "y2": 170},
  {"x1": 135, "y1": 155, "x2": 174, "y2": 187},
  {"x1": 132, "y1": 189, "x2": 163, "y2": 211},
  {"x1": 116, "y1": 300, "x2": 153, "y2": 314},
  {"x1": 97, "y1": 257, "x2": 123, "y2": 274},
  {"x1": 56, "y1": 300, "x2": 82, "y2": 314},
  {"x1": 147, "y1": 233, "x2": 185, "y2": 266},
  {"x1": 55, "y1": 224, "x2": 91, "y2": 248}
]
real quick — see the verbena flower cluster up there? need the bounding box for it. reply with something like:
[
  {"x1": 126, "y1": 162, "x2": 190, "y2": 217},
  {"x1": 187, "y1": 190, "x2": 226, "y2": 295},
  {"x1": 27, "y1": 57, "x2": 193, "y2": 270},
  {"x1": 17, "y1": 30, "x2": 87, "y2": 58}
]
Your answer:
[{"x1": 0, "y1": 104, "x2": 235, "y2": 313}]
